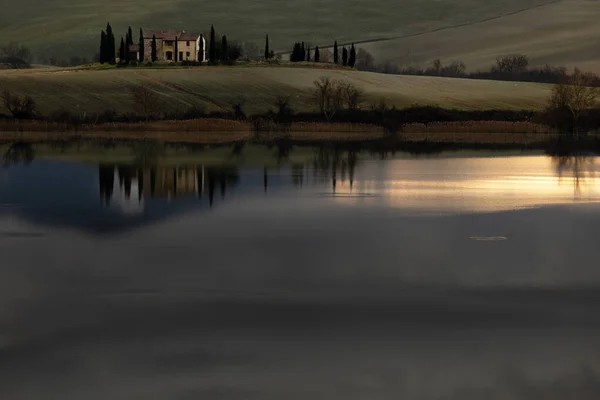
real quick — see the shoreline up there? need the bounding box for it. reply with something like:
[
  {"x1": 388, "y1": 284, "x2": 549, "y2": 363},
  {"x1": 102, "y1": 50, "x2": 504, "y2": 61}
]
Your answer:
[{"x1": 0, "y1": 120, "x2": 559, "y2": 145}]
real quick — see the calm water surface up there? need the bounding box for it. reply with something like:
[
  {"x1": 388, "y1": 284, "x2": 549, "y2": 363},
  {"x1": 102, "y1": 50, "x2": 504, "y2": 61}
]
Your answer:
[{"x1": 1, "y1": 149, "x2": 600, "y2": 399}]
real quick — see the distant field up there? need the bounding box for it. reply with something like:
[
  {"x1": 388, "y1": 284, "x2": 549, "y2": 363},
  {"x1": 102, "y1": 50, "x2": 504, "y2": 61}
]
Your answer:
[
  {"x1": 362, "y1": 0, "x2": 600, "y2": 73},
  {"x1": 0, "y1": 0, "x2": 552, "y2": 62},
  {"x1": 0, "y1": 67, "x2": 552, "y2": 116}
]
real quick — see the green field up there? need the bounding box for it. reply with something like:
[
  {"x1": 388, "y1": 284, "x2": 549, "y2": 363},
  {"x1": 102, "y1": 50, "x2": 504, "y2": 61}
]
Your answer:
[
  {"x1": 0, "y1": 0, "x2": 554, "y2": 63},
  {"x1": 0, "y1": 66, "x2": 553, "y2": 116},
  {"x1": 363, "y1": 0, "x2": 600, "y2": 73}
]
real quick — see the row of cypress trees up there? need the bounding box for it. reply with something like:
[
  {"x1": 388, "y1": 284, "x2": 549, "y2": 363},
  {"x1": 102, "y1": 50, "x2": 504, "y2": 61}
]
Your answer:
[
  {"x1": 332, "y1": 41, "x2": 357, "y2": 67},
  {"x1": 290, "y1": 42, "x2": 321, "y2": 62},
  {"x1": 100, "y1": 23, "x2": 147, "y2": 64},
  {"x1": 289, "y1": 40, "x2": 356, "y2": 67},
  {"x1": 99, "y1": 23, "x2": 116, "y2": 64}
]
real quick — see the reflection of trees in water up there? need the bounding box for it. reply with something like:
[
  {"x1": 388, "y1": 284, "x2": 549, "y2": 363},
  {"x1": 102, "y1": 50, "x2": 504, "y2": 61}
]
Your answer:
[
  {"x1": 98, "y1": 164, "x2": 240, "y2": 207},
  {"x1": 98, "y1": 164, "x2": 115, "y2": 206},
  {"x1": 204, "y1": 166, "x2": 240, "y2": 207},
  {"x1": 552, "y1": 154, "x2": 596, "y2": 197},
  {"x1": 2, "y1": 141, "x2": 35, "y2": 168},
  {"x1": 310, "y1": 147, "x2": 358, "y2": 190}
]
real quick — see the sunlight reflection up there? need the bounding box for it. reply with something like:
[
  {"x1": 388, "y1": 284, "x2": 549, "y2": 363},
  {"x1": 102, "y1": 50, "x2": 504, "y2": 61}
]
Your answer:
[{"x1": 332, "y1": 156, "x2": 600, "y2": 213}]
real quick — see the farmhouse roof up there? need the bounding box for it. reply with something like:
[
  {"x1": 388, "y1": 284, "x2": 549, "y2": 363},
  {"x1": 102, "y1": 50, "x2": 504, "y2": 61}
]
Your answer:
[
  {"x1": 178, "y1": 31, "x2": 203, "y2": 41},
  {"x1": 142, "y1": 29, "x2": 203, "y2": 41},
  {"x1": 142, "y1": 29, "x2": 182, "y2": 40}
]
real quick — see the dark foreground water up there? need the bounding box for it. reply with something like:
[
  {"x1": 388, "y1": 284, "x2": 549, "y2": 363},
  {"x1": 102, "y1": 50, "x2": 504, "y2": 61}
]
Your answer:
[{"x1": 1, "y1": 148, "x2": 600, "y2": 399}]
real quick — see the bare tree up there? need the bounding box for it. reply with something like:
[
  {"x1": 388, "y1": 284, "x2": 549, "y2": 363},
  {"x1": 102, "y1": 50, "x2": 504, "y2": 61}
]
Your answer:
[
  {"x1": 3, "y1": 90, "x2": 37, "y2": 118},
  {"x1": 548, "y1": 68, "x2": 600, "y2": 134},
  {"x1": 312, "y1": 76, "x2": 344, "y2": 121},
  {"x1": 273, "y1": 95, "x2": 294, "y2": 122},
  {"x1": 340, "y1": 81, "x2": 364, "y2": 110},
  {"x1": 494, "y1": 54, "x2": 529, "y2": 74},
  {"x1": 128, "y1": 85, "x2": 162, "y2": 121}
]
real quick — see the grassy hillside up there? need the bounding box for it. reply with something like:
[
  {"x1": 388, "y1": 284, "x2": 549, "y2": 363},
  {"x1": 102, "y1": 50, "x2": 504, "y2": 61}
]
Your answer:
[
  {"x1": 0, "y1": 66, "x2": 552, "y2": 116},
  {"x1": 0, "y1": 0, "x2": 552, "y2": 62},
  {"x1": 362, "y1": 0, "x2": 600, "y2": 73}
]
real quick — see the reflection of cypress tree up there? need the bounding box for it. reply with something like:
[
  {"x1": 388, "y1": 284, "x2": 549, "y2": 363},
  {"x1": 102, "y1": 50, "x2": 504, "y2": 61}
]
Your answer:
[
  {"x1": 98, "y1": 165, "x2": 115, "y2": 206},
  {"x1": 137, "y1": 168, "x2": 144, "y2": 201},
  {"x1": 205, "y1": 166, "x2": 240, "y2": 205},
  {"x1": 332, "y1": 162, "x2": 337, "y2": 193},
  {"x1": 348, "y1": 151, "x2": 357, "y2": 189}
]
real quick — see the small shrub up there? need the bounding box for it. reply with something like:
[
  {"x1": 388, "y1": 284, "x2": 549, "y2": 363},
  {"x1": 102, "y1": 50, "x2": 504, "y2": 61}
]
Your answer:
[{"x1": 2, "y1": 90, "x2": 37, "y2": 119}]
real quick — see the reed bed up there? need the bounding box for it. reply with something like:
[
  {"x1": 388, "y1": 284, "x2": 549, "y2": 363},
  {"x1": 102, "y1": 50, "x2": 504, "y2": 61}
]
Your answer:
[
  {"x1": 286, "y1": 122, "x2": 383, "y2": 133},
  {"x1": 403, "y1": 121, "x2": 554, "y2": 134},
  {"x1": 0, "y1": 118, "x2": 252, "y2": 133},
  {"x1": 0, "y1": 118, "x2": 560, "y2": 145}
]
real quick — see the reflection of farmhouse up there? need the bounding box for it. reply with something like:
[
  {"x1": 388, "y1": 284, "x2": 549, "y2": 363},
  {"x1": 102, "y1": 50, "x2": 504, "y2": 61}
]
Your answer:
[
  {"x1": 142, "y1": 29, "x2": 206, "y2": 62},
  {"x1": 99, "y1": 165, "x2": 239, "y2": 208},
  {"x1": 142, "y1": 166, "x2": 201, "y2": 199}
]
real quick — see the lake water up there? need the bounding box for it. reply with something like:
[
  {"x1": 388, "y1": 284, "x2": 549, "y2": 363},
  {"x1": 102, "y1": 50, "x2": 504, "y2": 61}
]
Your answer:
[{"x1": 1, "y1": 146, "x2": 600, "y2": 399}]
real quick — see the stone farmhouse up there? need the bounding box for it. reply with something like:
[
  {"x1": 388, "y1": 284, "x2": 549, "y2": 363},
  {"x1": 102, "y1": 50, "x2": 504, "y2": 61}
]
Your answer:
[{"x1": 142, "y1": 29, "x2": 206, "y2": 63}]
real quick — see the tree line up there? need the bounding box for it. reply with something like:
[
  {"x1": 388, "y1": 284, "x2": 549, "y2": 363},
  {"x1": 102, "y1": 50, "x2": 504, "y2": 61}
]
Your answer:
[
  {"x1": 352, "y1": 50, "x2": 600, "y2": 86},
  {"x1": 0, "y1": 42, "x2": 32, "y2": 69}
]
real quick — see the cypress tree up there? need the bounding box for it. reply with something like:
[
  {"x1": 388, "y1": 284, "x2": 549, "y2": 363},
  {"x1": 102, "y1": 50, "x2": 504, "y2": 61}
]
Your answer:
[
  {"x1": 264, "y1": 34, "x2": 269, "y2": 60},
  {"x1": 348, "y1": 44, "x2": 356, "y2": 68},
  {"x1": 314, "y1": 46, "x2": 320, "y2": 63},
  {"x1": 291, "y1": 42, "x2": 303, "y2": 62},
  {"x1": 221, "y1": 35, "x2": 228, "y2": 64},
  {"x1": 301, "y1": 42, "x2": 305, "y2": 61},
  {"x1": 342, "y1": 47, "x2": 348, "y2": 66},
  {"x1": 106, "y1": 23, "x2": 115, "y2": 64},
  {"x1": 119, "y1": 37, "x2": 125, "y2": 64},
  {"x1": 125, "y1": 30, "x2": 131, "y2": 64},
  {"x1": 306, "y1": 46, "x2": 311, "y2": 62},
  {"x1": 151, "y1": 34, "x2": 157, "y2": 62},
  {"x1": 333, "y1": 41, "x2": 339, "y2": 64},
  {"x1": 209, "y1": 25, "x2": 216, "y2": 64},
  {"x1": 100, "y1": 30, "x2": 107, "y2": 64},
  {"x1": 139, "y1": 28, "x2": 144, "y2": 62}
]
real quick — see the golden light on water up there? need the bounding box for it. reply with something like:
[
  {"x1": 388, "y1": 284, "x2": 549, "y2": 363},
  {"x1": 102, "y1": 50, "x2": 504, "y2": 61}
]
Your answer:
[{"x1": 331, "y1": 155, "x2": 600, "y2": 213}]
